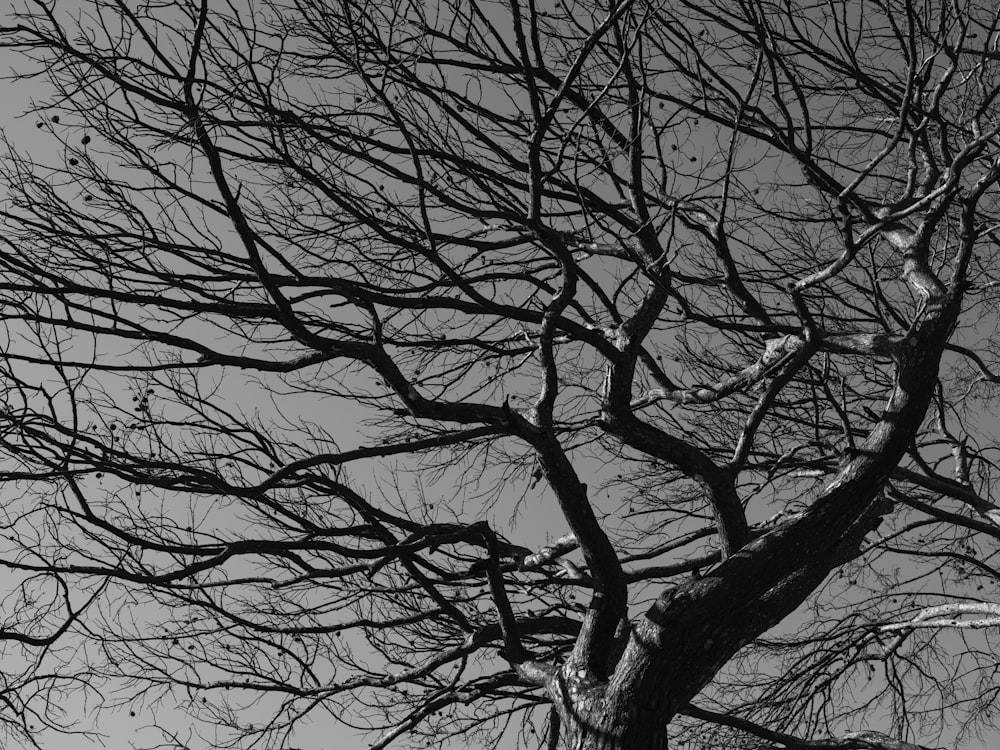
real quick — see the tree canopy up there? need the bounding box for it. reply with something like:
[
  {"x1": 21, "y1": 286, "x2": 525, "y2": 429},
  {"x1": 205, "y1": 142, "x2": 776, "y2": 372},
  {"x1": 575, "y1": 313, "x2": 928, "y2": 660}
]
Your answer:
[{"x1": 0, "y1": 0, "x2": 998, "y2": 748}]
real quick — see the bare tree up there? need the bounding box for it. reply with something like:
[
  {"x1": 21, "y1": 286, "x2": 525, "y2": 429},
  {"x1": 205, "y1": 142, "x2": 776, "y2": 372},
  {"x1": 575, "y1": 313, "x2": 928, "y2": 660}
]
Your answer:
[{"x1": 0, "y1": 0, "x2": 997, "y2": 748}]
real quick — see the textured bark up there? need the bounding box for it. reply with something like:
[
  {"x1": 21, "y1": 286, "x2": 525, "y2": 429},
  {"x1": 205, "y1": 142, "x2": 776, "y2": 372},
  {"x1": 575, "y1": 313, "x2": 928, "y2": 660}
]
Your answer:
[{"x1": 550, "y1": 668, "x2": 669, "y2": 750}]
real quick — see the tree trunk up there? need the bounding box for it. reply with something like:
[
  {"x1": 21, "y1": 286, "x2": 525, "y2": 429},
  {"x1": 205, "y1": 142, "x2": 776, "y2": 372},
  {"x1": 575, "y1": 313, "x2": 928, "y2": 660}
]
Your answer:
[
  {"x1": 552, "y1": 670, "x2": 670, "y2": 750},
  {"x1": 542, "y1": 291, "x2": 957, "y2": 749}
]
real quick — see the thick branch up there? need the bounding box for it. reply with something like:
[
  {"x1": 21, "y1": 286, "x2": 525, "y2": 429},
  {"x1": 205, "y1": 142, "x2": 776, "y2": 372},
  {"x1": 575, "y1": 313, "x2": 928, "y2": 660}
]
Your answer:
[{"x1": 630, "y1": 334, "x2": 803, "y2": 408}]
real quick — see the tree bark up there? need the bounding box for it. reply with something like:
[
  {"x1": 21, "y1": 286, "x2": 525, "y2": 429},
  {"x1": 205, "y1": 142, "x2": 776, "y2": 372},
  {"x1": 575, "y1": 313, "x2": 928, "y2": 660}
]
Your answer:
[{"x1": 550, "y1": 668, "x2": 670, "y2": 750}]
